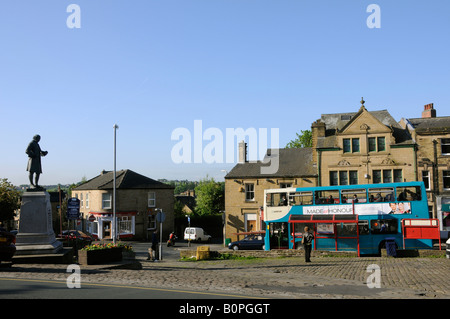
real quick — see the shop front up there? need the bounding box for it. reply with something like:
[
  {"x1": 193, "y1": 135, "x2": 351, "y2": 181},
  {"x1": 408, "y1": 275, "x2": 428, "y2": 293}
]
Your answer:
[{"x1": 86, "y1": 212, "x2": 136, "y2": 240}]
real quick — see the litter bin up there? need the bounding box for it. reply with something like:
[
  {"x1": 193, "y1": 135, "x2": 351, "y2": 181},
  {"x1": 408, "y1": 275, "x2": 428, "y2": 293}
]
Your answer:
[
  {"x1": 446, "y1": 238, "x2": 450, "y2": 259},
  {"x1": 385, "y1": 238, "x2": 397, "y2": 257},
  {"x1": 225, "y1": 238, "x2": 231, "y2": 247}
]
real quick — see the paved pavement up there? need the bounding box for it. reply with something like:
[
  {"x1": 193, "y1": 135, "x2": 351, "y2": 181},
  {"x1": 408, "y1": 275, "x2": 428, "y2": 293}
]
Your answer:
[{"x1": 0, "y1": 241, "x2": 449, "y2": 299}]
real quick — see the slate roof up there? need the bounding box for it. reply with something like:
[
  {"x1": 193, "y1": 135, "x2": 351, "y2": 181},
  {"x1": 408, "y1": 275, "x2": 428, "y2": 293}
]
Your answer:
[
  {"x1": 225, "y1": 148, "x2": 317, "y2": 179},
  {"x1": 406, "y1": 116, "x2": 450, "y2": 134},
  {"x1": 73, "y1": 169, "x2": 174, "y2": 190}
]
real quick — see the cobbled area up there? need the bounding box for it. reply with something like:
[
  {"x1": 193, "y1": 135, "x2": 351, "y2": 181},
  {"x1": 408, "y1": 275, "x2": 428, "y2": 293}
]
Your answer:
[{"x1": 1, "y1": 255, "x2": 449, "y2": 299}]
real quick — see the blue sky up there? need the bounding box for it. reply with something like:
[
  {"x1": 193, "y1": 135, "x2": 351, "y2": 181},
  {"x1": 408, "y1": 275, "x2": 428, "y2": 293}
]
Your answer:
[{"x1": 1, "y1": 0, "x2": 449, "y2": 186}]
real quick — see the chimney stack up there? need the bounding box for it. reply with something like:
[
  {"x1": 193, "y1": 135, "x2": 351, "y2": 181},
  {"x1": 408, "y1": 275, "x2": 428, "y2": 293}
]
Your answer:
[
  {"x1": 422, "y1": 103, "x2": 436, "y2": 118},
  {"x1": 238, "y1": 140, "x2": 247, "y2": 164}
]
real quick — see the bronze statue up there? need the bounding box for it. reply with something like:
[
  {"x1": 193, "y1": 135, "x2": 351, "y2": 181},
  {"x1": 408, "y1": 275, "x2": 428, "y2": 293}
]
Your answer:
[{"x1": 26, "y1": 134, "x2": 48, "y2": 188}]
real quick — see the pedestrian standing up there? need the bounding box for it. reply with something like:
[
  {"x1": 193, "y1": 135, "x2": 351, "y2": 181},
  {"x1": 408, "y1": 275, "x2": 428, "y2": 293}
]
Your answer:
[
  {"x1": 151, "y1": 229, "x2": 159, "y2": 261},
  {"x1": 302, "y1": 226, "x2": 314, "y2": 262}
]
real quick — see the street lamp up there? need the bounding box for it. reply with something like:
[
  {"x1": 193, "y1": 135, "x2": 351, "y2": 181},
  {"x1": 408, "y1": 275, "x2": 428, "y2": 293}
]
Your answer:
[{"x1": 113, "y1": 124, "x2": 119, "y2": 244}]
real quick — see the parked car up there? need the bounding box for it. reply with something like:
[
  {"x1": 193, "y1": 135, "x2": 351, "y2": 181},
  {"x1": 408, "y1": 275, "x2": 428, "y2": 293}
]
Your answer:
[
  {"x1": 184, "y1": 227, "x2": 211, "y2": 242},
  {"x1": 0, "y1": 231, "x2": 16, "y2": 263},
  {"x1": 57, "y1": 230, "x2": 93, "y2": 247},
  {"x1": 228, "y1": 234, "x2": 265, "y2": 251}
]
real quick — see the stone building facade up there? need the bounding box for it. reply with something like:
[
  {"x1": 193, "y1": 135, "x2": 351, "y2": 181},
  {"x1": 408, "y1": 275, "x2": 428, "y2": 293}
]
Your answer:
[
  {"x1": 399, "y1": 103, "x2": 450, "y2": 224},
  {"x1": 312, "y1": 100, "x2": 417, "y2": 188},
  {"x1": 224, "y1": 146, "x2": 317, "y2": 242},
  {"x1": 72, "y1": 169, "x2": 174, "y2": 240},
  {"x1": 223, "y1": 99, "x2": 446, "y2": 244}
]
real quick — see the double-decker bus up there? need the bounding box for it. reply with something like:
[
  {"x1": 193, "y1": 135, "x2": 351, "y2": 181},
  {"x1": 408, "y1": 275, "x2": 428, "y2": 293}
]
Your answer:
[{"x1": 263, "y1": 182, "x2": 440, "y2": 255}]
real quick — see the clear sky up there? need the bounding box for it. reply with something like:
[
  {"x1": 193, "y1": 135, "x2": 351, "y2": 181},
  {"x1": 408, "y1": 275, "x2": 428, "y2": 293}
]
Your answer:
[{"x1": 1, "y1": 0, "x2": 449, "y2": 186}]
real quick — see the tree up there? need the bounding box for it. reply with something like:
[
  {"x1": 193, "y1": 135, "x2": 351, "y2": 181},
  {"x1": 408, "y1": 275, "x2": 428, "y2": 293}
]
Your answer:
[
  {"x1": 194, "y1": 177, "x2": 224, "y2": 216},
  {"x1": 0, "y1": 178, "x2": 21, "y2": 222},
  {"x1": 286, "y1": 130, "x2": 312, "y2": 148}
]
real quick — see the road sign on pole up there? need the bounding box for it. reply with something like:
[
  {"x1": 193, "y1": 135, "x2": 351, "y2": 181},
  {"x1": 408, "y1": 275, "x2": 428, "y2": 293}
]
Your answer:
[{"x1": 67, "y1": 198, "x2": 80, "y2": 220}]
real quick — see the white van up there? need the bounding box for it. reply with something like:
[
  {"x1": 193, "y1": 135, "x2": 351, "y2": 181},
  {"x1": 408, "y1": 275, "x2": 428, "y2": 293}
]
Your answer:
[{"x1": 184, "y1": 227, "x2": 212, "y2": 242}]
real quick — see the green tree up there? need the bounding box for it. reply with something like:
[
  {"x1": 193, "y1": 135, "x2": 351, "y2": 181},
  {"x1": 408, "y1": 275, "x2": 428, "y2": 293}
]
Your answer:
[
  {"x1": 286, "y1": 130, "x2": 312, "y2": 148},
  {"x1": 0, "y1": 178, "x2": 21, "y2": 222},
  {"x1": 194, "y1": 177, "x2": 224, "y2": 216}
]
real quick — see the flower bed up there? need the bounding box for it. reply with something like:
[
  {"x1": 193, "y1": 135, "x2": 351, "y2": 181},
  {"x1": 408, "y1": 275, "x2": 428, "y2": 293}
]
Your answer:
[{"x1": 78, "y1": 242, "x2": 134, "y2": 265}]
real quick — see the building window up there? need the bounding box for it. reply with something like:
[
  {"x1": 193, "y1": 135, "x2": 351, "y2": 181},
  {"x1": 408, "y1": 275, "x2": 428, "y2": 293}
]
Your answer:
[
  {"x1": 383, "y1": 170, "x2": 392, "y2": 183},
  {"x1": 80, "y1": 193, "x2": 83, "y2": 208},
  {"x1": 102, "y1": 193, "x2": 112, "y2": 209},
  {"x1": 393, "y1": 169, "x2": 403, "y2": 183},
  {"x1": 85, "y1": 193, "x2": 89, "y2": 208},
  {"x1": 148, "y1": 214, "x2": 156, "y2": 230},
  {"x1": 373, "y1": 170, "x2": 382, "y2": 184},
  {"x1": 343, "y1": 138, "x2": 360, "y2": 153},
  {"x1": 329, "y1": 171, "x2": 358, "y2": 186},
  {"x1": 369, "y1": 137, "x2": 386, "y2": 152},
  {"x1": 422, "y1": 171, "x2": 430, "y2": 190},
  {"x1": 444, "y1": 171, "x2": 450, "y2": 189},
  {"x1": 373, "y1": 169, "x2": 402, "y2": 184},
  {"x1": 148, "y1": 192, "x2": 156, "y2": 207},
  {"x1": 330, "y1": 171, "x2": 338, "y2": 186},
  {"x1": 349, "y1": 171, "x2": 358, "y2": 185},
  {"x1": 245, "y1": 183, "x2": 255, "y2": 201},
  {"x1": 339, "y1": 171, "x2": 348, "y2": 185},
  {"x1": 442, "y1": 139, "x2": 450, "y2": 155}
]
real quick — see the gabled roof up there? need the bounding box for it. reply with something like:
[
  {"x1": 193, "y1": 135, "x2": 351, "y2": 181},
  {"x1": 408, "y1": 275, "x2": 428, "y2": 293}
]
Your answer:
[
  {"x1": 317, "y1": 107, "x2": 414, "y2": 147},
  {"x1": 74, "y1": 169, "x2": 174, "y2": 190},
  {"x1": 225, "y1": 148, "x2": 317, "y2": 179}
]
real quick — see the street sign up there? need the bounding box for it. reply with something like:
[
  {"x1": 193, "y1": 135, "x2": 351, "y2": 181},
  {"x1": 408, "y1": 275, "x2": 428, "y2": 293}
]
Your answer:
[
  {"x1": 156, "y1": 211, "x2": 166, "y2": 223},
  {"x1": 88, "y1": 215, "x2": 96, "y2": 222},
  {"x1": 67, "y1": 198, "x2": 80, "y2": 220}
]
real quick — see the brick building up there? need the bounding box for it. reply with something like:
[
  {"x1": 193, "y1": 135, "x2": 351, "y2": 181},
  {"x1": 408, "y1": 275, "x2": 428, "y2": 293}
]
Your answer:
[{"x1": 72, "y1": 169, "x2": 174, "y2": 240}]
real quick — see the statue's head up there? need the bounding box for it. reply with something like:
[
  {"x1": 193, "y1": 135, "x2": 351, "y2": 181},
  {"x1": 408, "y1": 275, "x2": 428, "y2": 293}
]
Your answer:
[{"x1": 33, "y1": 134, "x2": 41, "y2": 142}]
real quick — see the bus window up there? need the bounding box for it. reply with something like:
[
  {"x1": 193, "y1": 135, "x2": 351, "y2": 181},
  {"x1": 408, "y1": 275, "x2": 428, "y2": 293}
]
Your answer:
[
  {"x1": 267, "y1": 193, "x2": 288, "y2": 207},
  {"x1": 370, "y1": 219, "x2": 398, "y2": 234},
  {"x1": 358, "y1": 220, "x2": 369, "y2": 235},
  {"x1": 336, "y1": 223, "x2": 357, "y2": 236},
  {"x1": 341, "y1": 189, "x2": 367, "y2": 203},
  {"x1": 289, "y1": 191, "x2": 313, "y2": 206},
  {"x1": 368, "y1": 188, "x2": 394, "y2": 202},
  {"x1": 315, "y1": 190, "x2": 340, "y2": 204},
  {"x1": 395, "y1": 186, "x2": 421, "y2": 201}
]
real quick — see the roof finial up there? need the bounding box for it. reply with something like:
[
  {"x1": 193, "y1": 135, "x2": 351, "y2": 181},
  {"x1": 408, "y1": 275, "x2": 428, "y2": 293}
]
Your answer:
[{"x1": 360, "y1": 97, "x2": 365, "y2": 106}]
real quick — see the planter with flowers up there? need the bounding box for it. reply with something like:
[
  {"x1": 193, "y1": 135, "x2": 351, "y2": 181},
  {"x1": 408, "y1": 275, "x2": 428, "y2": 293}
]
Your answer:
[{"x1": 78, "y1": 243, "x2": 124, "y2": 265}]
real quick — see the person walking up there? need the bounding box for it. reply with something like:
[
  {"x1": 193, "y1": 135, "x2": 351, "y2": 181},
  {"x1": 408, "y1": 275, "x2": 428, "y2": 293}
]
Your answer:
[{"x1": 302, "y1": 226, "x2": 314, "y2": 262}]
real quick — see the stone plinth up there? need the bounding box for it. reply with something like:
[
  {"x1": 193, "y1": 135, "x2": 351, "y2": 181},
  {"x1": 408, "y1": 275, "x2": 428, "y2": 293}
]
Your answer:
[{"x1": 15, "y1": 191, "x2": 63, "y2": 255}]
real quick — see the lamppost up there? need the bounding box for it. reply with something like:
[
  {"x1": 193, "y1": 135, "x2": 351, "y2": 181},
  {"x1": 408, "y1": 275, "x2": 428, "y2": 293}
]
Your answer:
[{"x1": 113, "y1": 124, "x2": 119, "y2": 244}]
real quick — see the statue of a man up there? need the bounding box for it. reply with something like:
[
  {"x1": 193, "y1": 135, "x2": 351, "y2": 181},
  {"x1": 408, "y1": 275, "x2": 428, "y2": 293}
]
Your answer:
[{"x1": 26, "y1": 134, "x2": 48, "y2": 188}]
